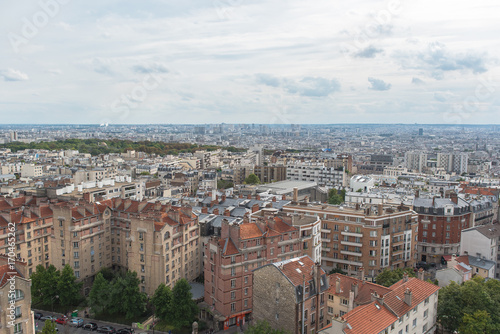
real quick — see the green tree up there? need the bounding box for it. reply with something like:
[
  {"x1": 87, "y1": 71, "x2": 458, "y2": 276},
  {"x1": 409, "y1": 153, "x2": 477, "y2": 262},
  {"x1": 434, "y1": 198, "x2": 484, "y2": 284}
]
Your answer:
[
  {"x1": 171, "y1": 279, "x2": 198, "y2": 328},
  {"x1": 41, "y1": 319, "x2": 58, "y2": 334},
  {"x1": 245, "y1": 320, "x2": 289, "y2": 334},
  {"x1": 152, "y1": 283, "x2": 173, "y2": 323},
  {"x1": 57, "y1": 265, "x2": 82, "y2": 311},
  {"x1": 89, "y1": 272, "x2": 111, "y2": 315},
  {"x1": 328, "y1": 188, "x2": 345, "y2": 205},
  {"x1": 217, "y1": 179, "x2": 234, "y2": 189},
  {"x1": 459, "y1": 310, "x2": 499, "y2": 334},
  {"x1": 375, "y1": 268, "x2": 416, "y2": 287},
  {"x1": 329, "y1": 267, "x2": 347, "y2": 275},
  {"x1": 109, "y1": 271, "x2": 147, "y2": 319},
  {"x1": 437, "y1": 281, "x2": 462, "y2": 332},
  {"x1": 31, "y1": 265, "x2": 60, "y2": 306},
  {"x1": 244, "y1": 174, "x2": 260, "y2": 185}
]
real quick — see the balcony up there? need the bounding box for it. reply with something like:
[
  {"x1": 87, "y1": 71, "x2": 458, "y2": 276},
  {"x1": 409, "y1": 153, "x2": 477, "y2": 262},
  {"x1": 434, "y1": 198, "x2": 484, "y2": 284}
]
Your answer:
[
  {"x1": 341, "y1": 250, "x2": 362, "y2": 257},
  {"x1": 341, "y1": 231, "x2": 363, "y2": 238},
  {"x1": 340, "y1": 240, "x2": 362, "y2": 247},
  {"x1": 321, "y1": 238, "x2": 331, "y2": 243},
  {"x1": 321, "y1": 228, "x2": 331, "y2": 233}
]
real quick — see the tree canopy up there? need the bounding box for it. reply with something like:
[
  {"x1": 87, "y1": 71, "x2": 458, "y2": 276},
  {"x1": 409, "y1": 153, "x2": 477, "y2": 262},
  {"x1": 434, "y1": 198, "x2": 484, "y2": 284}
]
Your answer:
[
  {"x1": 328, "y1": 188, "x2": 346, "y2": 205},
  {"x1": 170, "y1": 279, "x2": 198, "y2": 328},
  {"x1": 244, "y1": 173, "x2": 260, "y2": 185},
  {"x1": 57, "y1": 265, "x2": 83, "y2": 311},
  {"x1": 438, "y1": 277, "x2": 500, "y2": 333},
  {"x1": 375, "y1": 267, "x2": 416, "y2": 287},
  {"x1": 40, "y1": 319, "x2": 58, "y2": 334},
  {"x1": 152, "y1": 283, "x2": 173, "y2": 324}
]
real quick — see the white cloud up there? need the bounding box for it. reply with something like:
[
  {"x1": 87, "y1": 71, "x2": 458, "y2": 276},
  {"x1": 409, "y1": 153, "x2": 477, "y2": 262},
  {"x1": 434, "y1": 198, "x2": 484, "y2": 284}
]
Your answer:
[{"x1": 1, "y1": 68, "x2": 29, "y2": 81}]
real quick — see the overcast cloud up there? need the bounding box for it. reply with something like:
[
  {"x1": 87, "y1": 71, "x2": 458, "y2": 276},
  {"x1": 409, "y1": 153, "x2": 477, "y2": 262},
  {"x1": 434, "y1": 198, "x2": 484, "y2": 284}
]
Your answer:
[{"x1": 0, "y1": 0, "x2": 499, "y2": 124}]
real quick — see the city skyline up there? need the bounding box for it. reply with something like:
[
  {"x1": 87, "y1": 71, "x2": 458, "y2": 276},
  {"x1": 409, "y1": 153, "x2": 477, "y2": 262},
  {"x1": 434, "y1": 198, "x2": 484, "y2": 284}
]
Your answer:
[{"x1": 1, "y1": 0, "x2": 499, "y2": 124}]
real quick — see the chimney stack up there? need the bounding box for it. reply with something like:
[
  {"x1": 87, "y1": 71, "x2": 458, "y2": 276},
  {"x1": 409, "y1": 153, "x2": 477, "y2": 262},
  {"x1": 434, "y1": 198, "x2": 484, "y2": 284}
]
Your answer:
[
  {"x1": 418, "y1": 268, "x2": 425, "y2": 281},
  {"x1": 378, "y1": 204, "x2": 383, "y2": 216},
  {"x1": 351, "y1": 282, "x2": 359, "y2": 298},
  {"x1": 335, "y1": 277, "x2": 341, "y2": 294},
  {"x1": 403, "y1": 272, "x2": 409, "y2": 283},
  {"x1": 293, "y1": 187, "x2": 299, "y2": 203},
  {"x1": 358, "y1": 267, "x2": 365, "y2": 281},
  {"x1": 404, "y1": 288, "x2": 412, "y2": 306}
]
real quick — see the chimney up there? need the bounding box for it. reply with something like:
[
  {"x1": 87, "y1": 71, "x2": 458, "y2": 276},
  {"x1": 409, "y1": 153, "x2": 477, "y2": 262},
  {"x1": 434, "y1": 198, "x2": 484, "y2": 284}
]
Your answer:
[
  {"x1": 282, "y1": 194, "x2": 286, "y2": 200},
  {"x1": 432, "y1": 196, "x2": 436, "y2": 207},
  {"x1": 358, "y1": 267, "x2": 365, "y2": 281},
  {"x1": 247, "y1": 194, "x2": 252, "y2": 199},
  {"x1": 224, "y1": 209, "x2": 231, "y2": 217},
  {"x1": 415, "y1": 190, "x2": 420, "y2": 198},
  {"x1": 403, "y1": 272, "x2": 409, "y2": 283},
  {"x1": 378, "y1": 204, "x2": 383, "y2": 216},
  {"x1": 418, "y1": 268, "x2": 425, "y2": 281},
  {"x1": 221, "y1": 195, "x2": 226, "y2": 202},
  {"x1": 211, "y1": 191, "x2": 216, "y2": 201},
  {"x1": 351, "y1": 282, "x2": 359, "y2": 298},
  {"x1": 355, "y1": 203, "x2": 360, "y2": 210},
  {"x1": 293, "y1": 187, "x2": 299, "y2": 202},
  {"x1": 272, "y1": 197, "x2": 277, "y2": 202},
  {"x1": 335, "y1": 277, "x2": 341, "y2": 294},
  {"x1": 239, "y1": 194, "x2": 243, "y2": 199},
  {"x1": 221, "y1": 218, "x2": 230, "y2": 238},
  {"x1": 213, "y1": 208, "x2": 219, "y2": 215},
  {"x1": 201, "y1": 207, "x2": 208, "y2": 214},
  {"x1": 404, "y1": 288, "x2": 412, "y2": 306},
  {"x1": 252, "y1": 203, "x2": 259, "y2": 213},
  {"x1": 256, "y1": 194, "x2": 261, "y2": 200},
  {"x1": 450, "y1": 192, "x2": 458, "y2": 204}
]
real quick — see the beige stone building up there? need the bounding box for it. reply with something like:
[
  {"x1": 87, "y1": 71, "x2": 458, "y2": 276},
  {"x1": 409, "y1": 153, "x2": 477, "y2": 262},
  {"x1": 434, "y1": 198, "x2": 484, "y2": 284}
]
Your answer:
[
  {"x1": 0, "y1": 256, "x2": 35, "y2": 334},
  {"x1": 283, "y1": 203, "x2": 419, "y2": 280}
]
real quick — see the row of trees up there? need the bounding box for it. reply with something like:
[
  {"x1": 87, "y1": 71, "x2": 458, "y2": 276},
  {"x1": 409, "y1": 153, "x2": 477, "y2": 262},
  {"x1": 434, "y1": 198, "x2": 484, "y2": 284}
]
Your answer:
[
  {"x1": 89, "y1": 271, "x2": 147, "y2": 320},
  {"x1": 2, "y1": 139, "x2": 245, "y2": 156},
  {"x1": 438, "y1": 276, "x2": 500, "y2": 333},
  {"x1": 151, "y1": 279, "x2": 198, "y2": 329},
  {"x1": 31, "y1": 265, "x2": 82, "y2": 311}
]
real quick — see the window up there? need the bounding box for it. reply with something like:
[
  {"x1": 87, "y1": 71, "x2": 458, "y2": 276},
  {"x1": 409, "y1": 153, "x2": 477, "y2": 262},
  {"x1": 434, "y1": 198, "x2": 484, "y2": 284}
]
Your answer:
[
  {"x1": 231, "y1": 291, "x2": 236, "y2": 300},
  {"x1": 14, "y1": 323, "x2": 22, "y2": 333},
  {"x1": 231, "y1": 268, "x2": 236, "y2": 276},
  {"x1": 370, "y1": 231, "x2": 377, "y2": 237},
  {"x1": 244, "y1": 299, "x2": 248, "y2": 307},
  {"x1": 244, "y1": 276, "x2": 248, "y2": 284},
  {"x1": 424, "y1": 309, "x2": 428, "y2": 319},
  {"x1": 231, "y1": 303, "x2": 236, "y2": 311},
  {"x1": 422, "y1": 323, "x2": 428, "y2": 333},
  {"x1": 9, "y1": 289, "x2": 24, "y2": 302},
  {"x1": 73, "y1": 242, "x2": 79, "y2": 248},
  {"x1": 231, "y1": 279, "x2": 236, "y2": 288},
  {"x1": 412, "y1": 318, "x2": 417, "y2": 328},
  {"x1": 244, "y1": 288, "x2": 248, "y2": 295},
  {"x1": 424, "y1": 297, "x2": 429, "y2": 305}
]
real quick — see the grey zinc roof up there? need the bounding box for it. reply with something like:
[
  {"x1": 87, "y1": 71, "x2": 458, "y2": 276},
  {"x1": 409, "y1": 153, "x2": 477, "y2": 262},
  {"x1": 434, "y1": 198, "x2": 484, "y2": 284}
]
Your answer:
[
  {"x1": 413, "y1": 197, "x2": 469, "y2": 209},
  {"x1": 463, "y1": 224, "x2": 500, "y2": 239},
  {"x1": 468, "y1": 256, "x2": 495, "y2": 271}
]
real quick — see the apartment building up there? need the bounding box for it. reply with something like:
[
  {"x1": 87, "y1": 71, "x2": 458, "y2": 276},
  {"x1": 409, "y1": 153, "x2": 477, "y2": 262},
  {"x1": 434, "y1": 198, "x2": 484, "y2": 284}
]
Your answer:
[
  {"x1": 460, "y1": 223, "x2": 500, "y2": 279},
  {"x1": 51, "y1": 198, "x2": 202, "y2": 295},
  {"x1": 413, "y1": 193, "x2": 471, "y2": 264},
  {"x1": 253, "y1": 256, "x2": 329, "y2": 334},
  {"x1": 437, "y1": 152, "x2": 468, "y2": 174},
  {"x1": 287, "y1": 162, "x2": 347, "y2": 188},
  {"x1": 0, "y1": 256, "x2": 35, "y2": 334},
  {"x1": 404, "y1": 151, "x2": 427, "y2": 173},
  {"x1": 203, "y1": 215, "x2": 304, "y2": 330},
  {"x1": 328, "y1": 276, "x2": 440, "y2": 334},
  {"x1": 283, "y1": 203, "x2": 419, "y2": 280},
  {"x1": 21, "y1": 164, "x2": 43, "y2": 178},
  {"x1": 0, "y1": 196, "x2": 53, "y2": 276},
  {"x1": 326, "y1": 271, "x2": 392, "y2": 320},
  {"x1": 253, "y1": 165, "x2": 287, "y2": 184}
]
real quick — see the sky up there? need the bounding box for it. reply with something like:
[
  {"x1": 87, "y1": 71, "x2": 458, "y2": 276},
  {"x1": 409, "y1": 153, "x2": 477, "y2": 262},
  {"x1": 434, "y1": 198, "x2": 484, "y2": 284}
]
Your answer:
[{"x1": 0, "y1": 0, "x2": 499, "y2": 125}]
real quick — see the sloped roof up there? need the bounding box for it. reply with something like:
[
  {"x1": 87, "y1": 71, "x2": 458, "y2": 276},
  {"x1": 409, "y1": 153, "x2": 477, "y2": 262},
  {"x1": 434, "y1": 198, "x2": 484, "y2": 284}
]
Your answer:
[
  {"x1": 0, "y1": 264, "x2": 23, "y2": 288},
  {"x1": 328, "y1": 274, "x2": 392, "y2": 305},
  {"x1": 240, "y1": 223, "x2": 263, "y2": 240},
  {"x1": 343, "y1": 301, "x2": 397, "y2": 334},
  {"x1": 384, "y1": 278, "x2": 440, "y2": 317}
]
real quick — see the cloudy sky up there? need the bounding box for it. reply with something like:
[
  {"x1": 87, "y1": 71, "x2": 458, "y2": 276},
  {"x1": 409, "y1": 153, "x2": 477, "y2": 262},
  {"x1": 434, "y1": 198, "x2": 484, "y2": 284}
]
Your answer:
[{"x1": 1, "y1": 0, "x2": 499, "y2": 124}]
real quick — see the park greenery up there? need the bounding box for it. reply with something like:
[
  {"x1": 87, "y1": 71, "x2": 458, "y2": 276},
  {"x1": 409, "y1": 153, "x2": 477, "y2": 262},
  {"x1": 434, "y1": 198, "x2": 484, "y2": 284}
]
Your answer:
[
  {"x1": 374, "y1": 267, "x2": 416, "y2": 287},
  {"x1": 152, "y1": 279, "x2": 198, "y2": 330},
  {"x1": 328, "y1": 188, "x2": 346, "y2": 205},
  {"x1": 89, "y1": 270, "x2": 147, "y2": 320},
  {"x1": 437, "y1": 276, "x2": 500, "y2": 333},
  {"x1": 31, "y1": 264, "x2": 83, "y2": 312},
  {"x1": 2, "y1": 139, "x2": 245, "y2": 156}
]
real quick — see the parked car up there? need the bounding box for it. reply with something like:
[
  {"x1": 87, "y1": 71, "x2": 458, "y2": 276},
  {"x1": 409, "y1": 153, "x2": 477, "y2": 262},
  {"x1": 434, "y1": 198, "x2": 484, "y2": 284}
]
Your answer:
[
  {"x1": 40, "y1": 315, "x2": 55, "y2": 321},
  {"x1": 55, "y1": 316, "x2": 68, "y2": 325},
  {"x1": 83, "y1": 322, "x2": 98, "y2": 331},
  {"x1": 34, "y1": 312, "x2": 43, "y2": 320},
  {"x1": 97, "y1": 326, "x2": 116, "y2": 333},
  {"x1": 416, "y1": 261, "x2": 430, "y2": 270},
  {"x1": 117, "y1": 329, "x2": 135, "y2": 334},
  {"x1": 70, "y1": 317, "x2": 84, "y2": 327}
]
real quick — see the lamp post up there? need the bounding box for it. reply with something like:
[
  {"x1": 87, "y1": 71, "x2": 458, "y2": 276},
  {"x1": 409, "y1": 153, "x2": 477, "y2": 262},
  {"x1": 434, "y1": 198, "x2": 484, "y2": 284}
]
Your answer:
[{"x1": 51, "y1": 295, "x2": 59, "y2": 313}]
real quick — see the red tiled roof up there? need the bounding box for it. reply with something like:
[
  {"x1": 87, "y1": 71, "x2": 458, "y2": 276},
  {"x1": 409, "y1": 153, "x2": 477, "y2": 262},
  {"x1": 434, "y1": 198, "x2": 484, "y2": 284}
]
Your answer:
[
  {"x1": 240, "y1": 223, "x2": 263, "y2": 240},
  {"x1": 343, "y1": 301, "x2": 397, "y2": 334},
  {"x1": 275, "y1": 255, "x2": 325, "y2": 287},
  {"x1": 222, "y1": 238, "x2": 239, "y2": 256},
  {"x1": 384, "y1": 278, "x2": 440, "y2": 317},
  {"x1": 273, "y1": 217, "x2": 297, "y2": 233},
  {"x1": 0, "y1": 264, "x2": 22, "y2": 288},
  {"x1": 328, "y1": 274, "x2": 392, "y2": 305}
]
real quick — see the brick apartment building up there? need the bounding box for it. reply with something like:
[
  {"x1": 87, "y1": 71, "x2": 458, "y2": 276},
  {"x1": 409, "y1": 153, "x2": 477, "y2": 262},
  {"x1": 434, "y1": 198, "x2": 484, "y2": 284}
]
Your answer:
[
  {"x1": 203, "y1": 214, "x2": 306, "y2": 330},
  {"x1": 253, "y1": 255, "x2": 329, "y2": 334},
  {"x1": 413, "y1": 193, "x2": 471, "y2": 264},
  {"x1": 283, "y1": 202, "x2": 419, "y2": 280}
]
